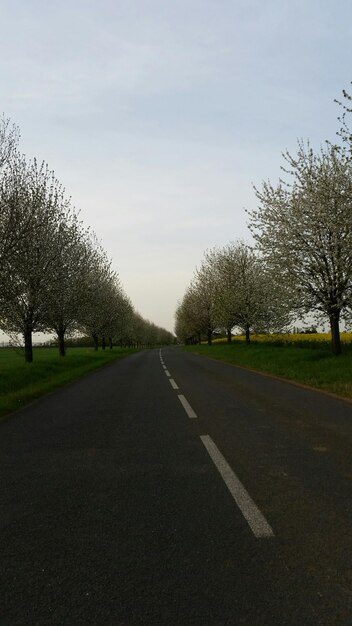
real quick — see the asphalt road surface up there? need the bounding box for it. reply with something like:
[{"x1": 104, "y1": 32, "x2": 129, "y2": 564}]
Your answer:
[{"x1": 2, "y1": 347, "x2": 352, "y2": 625}]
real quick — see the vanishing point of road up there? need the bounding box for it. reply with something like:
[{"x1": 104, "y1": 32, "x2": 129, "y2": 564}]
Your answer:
[{"x1": 2, "y1": 347, "x2": 352, "y2": 625}]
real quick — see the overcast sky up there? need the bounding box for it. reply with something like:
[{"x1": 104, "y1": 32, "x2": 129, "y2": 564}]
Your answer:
[{"x1": 1, "y1": 0, "x2": 352, "y2": 335}]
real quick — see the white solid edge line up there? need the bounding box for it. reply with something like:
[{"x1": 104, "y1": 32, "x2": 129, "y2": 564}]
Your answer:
[
  {"x1": 169, "y1": 378, "x2": 179, "y2": 390},
  {"x1": 178, "y1": 394, "x2": 197, "y2": 419},
  {"x1": 200, "y1": 435, "x2": 274, "y2": 539},
  {"x1": 165, "y1": 370, "x2": 171, "y2": 377}
]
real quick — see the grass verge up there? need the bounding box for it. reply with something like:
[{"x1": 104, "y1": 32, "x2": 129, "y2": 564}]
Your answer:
[
  {"x1": 0, "y1": 346, "x2": 140, "y2": 419},
  {"x1": 183, "y1": 341, "x2": 352, "y2": 400}
]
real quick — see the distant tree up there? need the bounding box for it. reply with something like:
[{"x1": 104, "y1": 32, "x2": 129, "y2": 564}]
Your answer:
[
  {"x1": 127, "y1": 313, "x2": 168, "y2": 348},
  {"x1": 139, "y1": 320, "x2": 174, "y2": 346},
  {"x1": 210, "y1": 253, "x2": 238, "y2": 343},
  {"x1": 199, "y1": 247, "x2": 235, "y2": 343},
  {"x1": 102, "y1": 283, "x2": 131, "y2": 350},
  {"x1": 249, "y1": 141, "x2": 352, "y2": 354},
  {"x1": 175, "y1": 277, "x2": 216, "y2": 345},
  {"x1": 78, "y1": 247, "x2": 118, "y2": 350},
  {"x1": 204, "y1": 242, "x2": 291, "y2": 344},
  {"x1": 131, "y1": 312, "x2": 146, "y2": 348},
  {"x1": 113, "y1": 294, "x2": 134, "y2": 347},
  {"x1": 175, "y1": 299, "x2": 195, "y2": 344},
  {"x1": 192, "y1": 262, "x2": 218, "y2": 345},
  {"x1": 156, "y1": 326, "x2": 174, "y2": 346},
  {"x1": 143, "y1": 320, "x2": 158, "y2": 347}
]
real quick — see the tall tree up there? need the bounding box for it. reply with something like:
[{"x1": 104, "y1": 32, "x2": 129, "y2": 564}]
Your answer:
[
  {"x1": 250, "y1": 141, "x2": 352, "y2": 354},
  {"x1": 0, "y1": 158, "x2": 72, "y2": 362}
]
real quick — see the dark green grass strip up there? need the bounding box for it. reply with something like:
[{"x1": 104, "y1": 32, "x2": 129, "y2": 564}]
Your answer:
[
  {"x1": 183, "y1": 342, "x2": 352, "y2": 400},
  {"x1": 0, "y1": 346, "x2": 140, "y2": 419}
]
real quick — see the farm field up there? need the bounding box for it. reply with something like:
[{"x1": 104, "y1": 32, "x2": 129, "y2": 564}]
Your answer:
[
  {"x1": 183, "y1": 333, "x2": 352, "y2": 400},
  {"x1": 0, "y1": 346, "x2": 139, "y2": 419}
]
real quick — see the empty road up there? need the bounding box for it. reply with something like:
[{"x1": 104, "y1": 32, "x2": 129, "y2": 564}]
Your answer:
[{"x1": 2, "y1": 347, "x2": 352, "y2": 625}]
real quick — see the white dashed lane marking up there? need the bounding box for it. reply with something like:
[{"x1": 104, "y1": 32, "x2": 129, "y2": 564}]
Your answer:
[
  {"x1": 200, "y1": 435, "x2": 274, "y2": 539},
  {"x1": 178, "y1": 394, "x2": 197, "y2": 419}
]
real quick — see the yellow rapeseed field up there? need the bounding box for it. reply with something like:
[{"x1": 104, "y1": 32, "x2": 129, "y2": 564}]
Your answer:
[
  {"x1": 191, "y1": 333, "x2": 352, "y2": 398},
  {"x1": 213, "y1": 333, "x2": 352, "y2": 345}
]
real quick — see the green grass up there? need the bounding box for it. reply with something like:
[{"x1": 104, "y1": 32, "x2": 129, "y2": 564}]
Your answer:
[
  {"x1": 183, "y1": 342, "x2": 352, "y2": 400},
  {"x1": 0, "y1": 346, "x2": 140, "y2": 419}
]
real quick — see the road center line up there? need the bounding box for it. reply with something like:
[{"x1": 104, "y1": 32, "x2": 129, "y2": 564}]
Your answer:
[
  {"x1": 178, "y1": 394, "x2": 197, "y2": 419},
  {"x1": 169, "y1": 378, "x2": 179, "y2": 390},
  {"x1": 165, "y1": 370, "x2": 171, "y2": 377},
  {"x1": 200, "y1": 435, "x2": 274, "y2": 539}
]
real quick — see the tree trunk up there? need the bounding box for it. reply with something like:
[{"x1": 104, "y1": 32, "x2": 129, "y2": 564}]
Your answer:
[
  {"x1": 329, "y1": 312, "x2": 342, "y2": 355},
  {"x1": 92, "y1": 334, "x2": 99, "y2": 351},
  {"x1": 24, "y1": 322, "x2": 33, "y2": 363},
  {"x1": 197, "y1": 332, "x2": 201, "y2": 344},
  {"x1": 57, "y1": 324, "x2": 66, "y2": 357},
  {"x1": 109, "y1": 336, "x2": 113, "y2": 349},
  {"x1": 245, "y1": 324, "x2": 250, "y2": 345},
  {"x1": 207, "y1": 329, "x2": 212, "y2": 345},
  {"x1": 102, "y1": 335, "x2": 106, "y2": 350},
  {"x1": 227, "y1": 328, "x2": 232, "y2": 344}
]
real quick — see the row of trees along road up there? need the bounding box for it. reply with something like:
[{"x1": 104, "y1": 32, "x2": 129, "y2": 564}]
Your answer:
[
  {"x1": 176, "y1": 85, "x2": 352, "y2": 355},
  {"x1": 0, "y1": 115, "x2": 174, "y2": 362}
]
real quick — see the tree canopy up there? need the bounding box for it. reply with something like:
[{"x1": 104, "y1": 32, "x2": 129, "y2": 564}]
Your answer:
[{"x1": 249, "y1": 141, "x2": 352, "y2": 354}]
